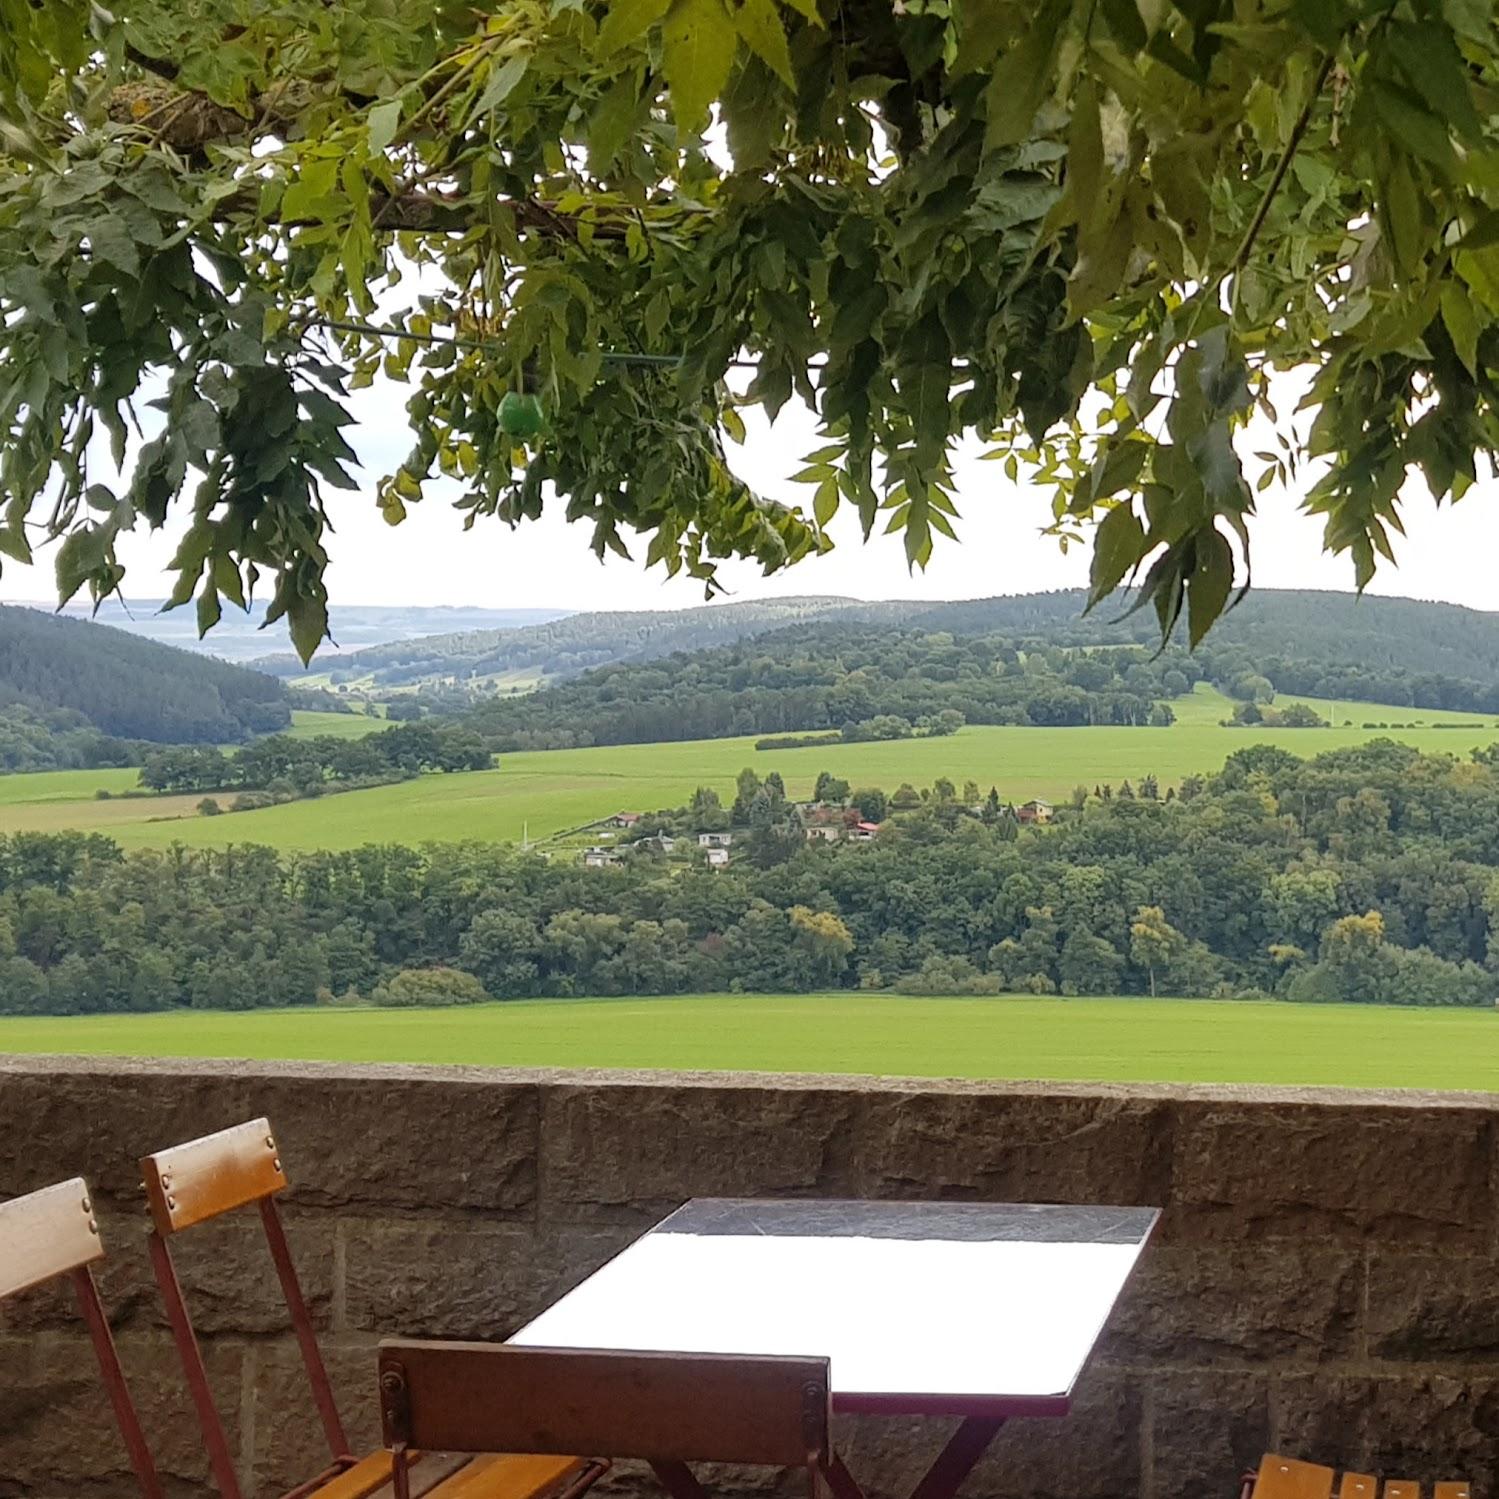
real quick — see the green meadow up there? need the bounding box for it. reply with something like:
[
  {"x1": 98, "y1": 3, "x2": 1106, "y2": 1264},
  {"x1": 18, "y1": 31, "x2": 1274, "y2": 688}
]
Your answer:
[
  {"x1": 3, "y1": 994, "x2": 1497, "y2": 1090},
  {"x1": 1, "y1": 686, "x2": 1495, "y2": 853}
]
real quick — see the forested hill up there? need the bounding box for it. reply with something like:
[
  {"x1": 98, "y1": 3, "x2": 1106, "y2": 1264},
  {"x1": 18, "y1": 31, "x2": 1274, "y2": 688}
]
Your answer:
[
  {"x1": 0, "y1": 606, "x2": 290, "y2": 742},
  {"x1": 462, "y1": 624, "x2": 1195, "y2": 750},
  {"x1": 255, "y1": 595, "x2": 912, "y2": 687},
  {"x1": 257, "y1": 589, "x2": 1499, "y2": 707},
  {"x1": 913, "y1": 591, "x2": 1499, "y2": 687}
]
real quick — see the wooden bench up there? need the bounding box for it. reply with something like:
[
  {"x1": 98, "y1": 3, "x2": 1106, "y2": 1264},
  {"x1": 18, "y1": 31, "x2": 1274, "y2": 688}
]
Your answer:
[
  {"x1": 0, "y1": 1177, "x2": 162, "y2": 1498},
  {"x1": 1248, "y1": 1454, "x2": 1472, "y2": 1499},
  {"x1": 140, "y1": 1117, "x2": 607, "y2": 1499}
]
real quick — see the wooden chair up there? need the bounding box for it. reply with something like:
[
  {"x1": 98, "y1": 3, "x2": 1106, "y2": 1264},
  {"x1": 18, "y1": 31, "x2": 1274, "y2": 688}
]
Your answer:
[
  {"x1": 377, "y1": 1339, "x2": 832, "y2": 1499},
  {"x1": 1, "y1": 1177, "x2": 163, "y2": 1498},
  {"x1": 141, "y1": 1118, "x2": 606, "y2": 1499},
  {"x1": 1246, "y1": 1454, "x2": 1472, "y2": 1499}
]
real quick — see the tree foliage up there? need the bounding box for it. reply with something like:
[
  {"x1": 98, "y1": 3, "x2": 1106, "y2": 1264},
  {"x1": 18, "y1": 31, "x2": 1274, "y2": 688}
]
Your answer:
[{"x1": 3, "y1": 3, "x2": 1499, "y2": 655}]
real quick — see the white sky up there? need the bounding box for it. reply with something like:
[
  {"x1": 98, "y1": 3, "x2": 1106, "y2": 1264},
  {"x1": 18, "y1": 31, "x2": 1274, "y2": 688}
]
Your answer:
[{"x1": 2, "y1": 376, "x2": 1496, "y2": 616}]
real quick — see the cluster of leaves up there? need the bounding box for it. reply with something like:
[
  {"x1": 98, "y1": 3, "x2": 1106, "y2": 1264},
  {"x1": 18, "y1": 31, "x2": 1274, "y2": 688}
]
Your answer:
[{"x1": 2, "y1": 1, "x2": 1498, "y2": 655}]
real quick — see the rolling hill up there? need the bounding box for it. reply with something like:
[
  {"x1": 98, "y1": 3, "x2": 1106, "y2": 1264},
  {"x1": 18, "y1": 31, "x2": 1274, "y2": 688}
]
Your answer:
[
  {"x1": 0, "y1": 604, "x2": 290, "y2": 742},
  {"x1": 253, "y1": 588, "x2": 1499, "y2": 702}
]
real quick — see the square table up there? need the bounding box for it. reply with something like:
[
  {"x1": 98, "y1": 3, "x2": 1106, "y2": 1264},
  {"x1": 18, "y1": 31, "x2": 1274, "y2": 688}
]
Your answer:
[{"x1": 512, "y1": 1199, "x2": 1158, "y2": 1499}]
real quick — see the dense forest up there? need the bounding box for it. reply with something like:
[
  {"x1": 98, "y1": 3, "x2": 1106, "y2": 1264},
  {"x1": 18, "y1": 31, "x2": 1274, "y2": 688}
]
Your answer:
[
  {"x1": 3, "y1": 740, "x2": 1498, "y2": 1016},
  {"x1": 462, "y1": 626, "x2": 1194, "y2": 750},
  {"x1": 0, "y1": 606, "x2": 289, "y2": 745}
]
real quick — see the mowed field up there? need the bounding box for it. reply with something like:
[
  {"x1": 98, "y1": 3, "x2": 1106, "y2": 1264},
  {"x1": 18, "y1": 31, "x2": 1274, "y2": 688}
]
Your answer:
[
  {"x1": 2, "y1": 994, "x2": 1497, "y2": 1090},
  {"x1": 1, "y1": 686, "x2": 1495, "y2": 853}
]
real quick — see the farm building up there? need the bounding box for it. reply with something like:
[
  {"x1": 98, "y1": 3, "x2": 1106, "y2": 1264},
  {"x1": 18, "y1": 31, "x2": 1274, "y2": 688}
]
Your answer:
[{"x1": 1017, "y1": 799, "x2": 1053, "y2": 825}]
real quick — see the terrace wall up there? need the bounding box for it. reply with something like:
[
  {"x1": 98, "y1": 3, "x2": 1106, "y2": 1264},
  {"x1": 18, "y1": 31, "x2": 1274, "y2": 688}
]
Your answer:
[{"x1": 1, "y1": 1056, "x2": 1496, "y2": 1499}]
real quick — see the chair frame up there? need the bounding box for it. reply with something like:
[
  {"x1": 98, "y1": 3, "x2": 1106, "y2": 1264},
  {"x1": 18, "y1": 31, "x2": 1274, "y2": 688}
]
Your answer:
[
  {"x1": 378, "y1": 1338, "x2": 830, "y2": 1499},
  {"x1": 140, "y1": 1117, "x2": 351, "y2": 1499},
  {"x1": 1, "y1": 1177, "x2": 163, "y2": 1499}
]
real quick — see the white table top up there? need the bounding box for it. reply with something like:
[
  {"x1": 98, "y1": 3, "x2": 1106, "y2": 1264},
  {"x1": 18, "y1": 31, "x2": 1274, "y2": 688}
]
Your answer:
[{"x1": 512, "y1": 1199, "x2": 1158, "y2": 1417}]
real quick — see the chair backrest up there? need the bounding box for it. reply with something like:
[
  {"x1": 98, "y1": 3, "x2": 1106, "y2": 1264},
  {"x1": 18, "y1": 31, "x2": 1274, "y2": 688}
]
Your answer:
[
  {"x1": 140, "y1": 1118, "x2": 347, "y2": 1499},
  {"x1": 378, "y1": 1340, "x2": 832, "y2": 1468},
  {"x1": 0, "y1": 1179, "x2": 163, "y2": 1499},
  {"x1": 140, "y1": 1115, "x2": 288, "y2": 1235}
]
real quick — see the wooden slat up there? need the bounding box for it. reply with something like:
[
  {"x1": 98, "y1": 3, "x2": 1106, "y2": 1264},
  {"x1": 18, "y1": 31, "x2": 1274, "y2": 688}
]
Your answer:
[
  {"x1": 364, "y1": 1454, "x2": 474, "y2": 1499},
  {"x1": 139, "y1": 1117, "x2": 287, "y2": 1235},
  {"x1": 1433, "y1": 1484, "x2": 1471, "y2": 1499},
  {"x1": 380, "y1": 1341, "x2": 831, "y2": 1467},
  {"x1": 1253, "y1": 1456, "x2": 1336, "y2": 1499},
  {"x1": 1383, "y1": 1484, "x2": 1421, "y2": 1499},
  {"x1": 0, "y1": 1178, "x2": 103, "y2": 1299},
  {"x1": 433, "y1": 1456, "x2": 592, "y2": 1499},
  {"x1": 1339, "y1": 1473, "x2": 1377, "y2": 1499},
  {"x1": 306, "y1": 1452, "x2": 395, "y2": 1499}
]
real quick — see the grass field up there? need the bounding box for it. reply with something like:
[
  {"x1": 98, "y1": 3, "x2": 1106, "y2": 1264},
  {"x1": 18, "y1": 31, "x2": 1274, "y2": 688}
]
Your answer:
[
  {"x1": 2, "y1": 994, "x2": 1496, "y2": 1090},
  {"x1": 2, "y1": 685, "x2": 1495, "y2": 852},
  {"x1": 285, "y1": 709, "x2": 384, "y2": 739}
]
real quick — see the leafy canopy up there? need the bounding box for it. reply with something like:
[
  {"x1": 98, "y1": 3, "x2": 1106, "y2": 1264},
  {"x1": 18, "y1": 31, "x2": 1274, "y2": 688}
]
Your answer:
[{"x1": 2, "y1": 0, "x2": 1498, "y2": 658}]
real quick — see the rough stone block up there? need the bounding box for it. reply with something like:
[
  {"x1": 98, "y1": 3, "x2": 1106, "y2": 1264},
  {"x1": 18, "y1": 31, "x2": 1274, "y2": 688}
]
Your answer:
[
  {"x1": 1148, "y1": 1371, "x2": 1270, "y2": 1499},
  {"x1": 1366, "y1": 1255, "x2": 1499, "y2": 1363},
  {"x1": 0, "y1": 1327, "x2": 242, "y2": 1489},
  {"x1": 1104, "y1": 1246, "x2": 1360, "y2": 1364},
  {"x1": 1273, "y1": 1374, "x2": 1499, "y2": 1493},
  {"x1": 0, "y1": 1059, "x2": 540, "y2": 1217},
  {"x1": 540, "y1": 1081, "x2": 863, "y2": 1221},
  {"x1": 853, "y1": 1088, "x2": 1172, "y2": 1206},
  {"x1": 241, "y1": 1336, "x2": 382, "y2": 1498},
  {"x1": 1171, "y1": 1102, "x2": 1492, "y2": 1245}
]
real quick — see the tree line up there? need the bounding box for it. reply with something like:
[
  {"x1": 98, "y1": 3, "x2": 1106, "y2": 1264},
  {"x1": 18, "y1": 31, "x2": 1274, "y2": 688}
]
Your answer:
[
  {"x1": 4, "y1": 739, "x2": 1499, "y2": 1015},
  {"x1": 137, "y1": 722, "x2": 491, "y2": 800}
]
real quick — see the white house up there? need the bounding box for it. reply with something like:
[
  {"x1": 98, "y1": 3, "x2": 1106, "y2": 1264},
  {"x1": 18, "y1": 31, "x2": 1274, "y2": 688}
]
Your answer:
[
  {"x1": 698, "y1": 831, "x2": 733, "y2": 848},
  {"x1": 582, "y1": 846, "x2": 619, "y2": 868},
  {"x1": 706, "y1": 846, "x2": 731, "y2": 868}
]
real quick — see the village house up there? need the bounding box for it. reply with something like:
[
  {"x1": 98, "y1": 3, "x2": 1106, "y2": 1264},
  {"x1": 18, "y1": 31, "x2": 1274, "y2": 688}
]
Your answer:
[
  {"x1": 848, "y1": 821, "x2": 881, "y2": 841},
  {"x1": 705, "y1": 846, "x2": 730, "y2": 868},
  {"x1": 605, "y1": 811, "x2": 642, "y2": 829},
  {"x1": 1017, "y1": 798, "x2": 1053, "y2": 825},
  {"x1": 698, "y1": 831, "x2": 732, "y2": 848},
  {"x1": 582, "y1": 846, "x2": 619, "y2": 868}
]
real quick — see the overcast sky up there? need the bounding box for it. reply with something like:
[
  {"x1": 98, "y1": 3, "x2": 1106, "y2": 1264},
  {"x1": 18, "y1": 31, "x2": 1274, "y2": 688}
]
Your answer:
[{"x1": 2, "y1": 374, "x2": 1495, "y2": 617}]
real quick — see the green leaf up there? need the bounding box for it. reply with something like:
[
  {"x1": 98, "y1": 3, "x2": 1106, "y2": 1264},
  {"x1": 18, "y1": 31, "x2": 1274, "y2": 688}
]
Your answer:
[
  {"x1": 196, "y1": 585, "x2": 222, "y2": 638},
  {"x1": 983, "y1": 1, "x2": 1065, "y2": 154},
  {"x1": 1186, "y1": 528, "x2": 1233, "y2": 647},
  {"x1": 475, "y1": 52, "x2": 530, "y2": 115},
  {"x1": 367, "y1": 99, "x2": 402, "y2": 153},
  {"x1": 84, "y1": 214, "x2": 140, "y2": 279},
  {"x1": 734, "y1": 0, "x2": 793, "y2": 85},
  {"x1": 1088, "y1": 502, "x2": 1145, "y2": 606},
  {"x1": 588, "y1": 71, "x2": 641, "y2": 169},
  {"x1": 1381, "y1": 155, "x2": 1422, "y2": 279},
  {"x1": 1441, "y1": 283, "x2": 1479, "y2": 376},
  {"x1": 599, "y1": 0, "x2": 674, "y2": 53},
  {"x1": 814, "y1": 474, "x2": 838, "y2": 526},
  {"x1": 662, "y1": 0, "x2": 737, "y2": 130},
  {"x1": 1390, "y1": 21, "x2": 1483, "y2": 141}
]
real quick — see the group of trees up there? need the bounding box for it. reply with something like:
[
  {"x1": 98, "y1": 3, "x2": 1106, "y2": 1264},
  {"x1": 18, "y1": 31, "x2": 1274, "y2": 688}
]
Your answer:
[
  {"x1": 7, "y1": 739, "x2": 1499, "y2": 1015},
  {"x1": 463, "y1": 626, "x2": 1200, "y2": 751},
  {"x1": 137, "y1": 723, "x2": 490, "y2": 799}
]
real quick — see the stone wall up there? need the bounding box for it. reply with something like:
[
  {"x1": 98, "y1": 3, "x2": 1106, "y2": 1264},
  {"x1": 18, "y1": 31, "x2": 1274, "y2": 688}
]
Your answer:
[{"x1": 1, "y1": 1056, "x2": 1497, "y2": 1499}]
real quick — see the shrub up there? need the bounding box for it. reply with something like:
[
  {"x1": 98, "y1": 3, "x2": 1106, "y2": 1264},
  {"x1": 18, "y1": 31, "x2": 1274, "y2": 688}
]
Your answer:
[
  {"x1": 370, "y1": 966, "x2": 492, "y2": 1008},
  {"x1": 196, "y1": 797, "x2": 222, "y2": 816}
]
